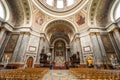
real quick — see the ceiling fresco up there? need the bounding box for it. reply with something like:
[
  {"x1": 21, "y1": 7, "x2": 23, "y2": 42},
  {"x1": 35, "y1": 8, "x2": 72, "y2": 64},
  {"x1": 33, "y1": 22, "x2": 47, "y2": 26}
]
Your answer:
[{"x1": 45, "y1": 20, "x2": 75, "y2": 43}]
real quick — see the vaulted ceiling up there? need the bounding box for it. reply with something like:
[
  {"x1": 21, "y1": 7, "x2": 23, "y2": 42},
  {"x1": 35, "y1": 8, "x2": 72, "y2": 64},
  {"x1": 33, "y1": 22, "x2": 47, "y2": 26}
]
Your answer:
[
  {"x1": 3, "y1": 0, "x2": 115, "y2": 42},
  {"x1": 5, "y1": 0, "x2": 115, "y2": 27},
  {"x1": 45, "y1": 20, "x2": 75, "y2": 44}
]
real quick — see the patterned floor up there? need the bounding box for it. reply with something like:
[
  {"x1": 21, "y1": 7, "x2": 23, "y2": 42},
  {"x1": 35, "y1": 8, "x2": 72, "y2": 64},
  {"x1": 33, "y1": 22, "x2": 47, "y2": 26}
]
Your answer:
[{"x1": 42, "y1": 70, "x2": 78, "y2": 80}]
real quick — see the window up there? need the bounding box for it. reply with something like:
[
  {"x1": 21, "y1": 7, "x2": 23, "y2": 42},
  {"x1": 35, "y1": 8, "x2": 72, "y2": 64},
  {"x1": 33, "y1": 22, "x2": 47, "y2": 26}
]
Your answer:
[
  {"x1": 67, "y1": 0, "x2": 74, "y2": 6},
  {"x1": 114, "y1": 1, "x2": 120, "y2": 20},
  {"x1": 46, "y1": 0, "x2": 53, "y2": 6},
  {"x1": 57, "y1": 0, "x2": 64, "y2": 8},
  {"x1": 0, "y1": 1, "x2": 5, "y2": 19}
]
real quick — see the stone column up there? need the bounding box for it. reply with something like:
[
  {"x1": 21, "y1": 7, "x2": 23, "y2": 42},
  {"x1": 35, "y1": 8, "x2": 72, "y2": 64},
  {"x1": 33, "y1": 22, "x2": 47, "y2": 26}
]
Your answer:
[
  {"x1": 54, "y1": 0, "x2": 57, "y2": 9},
  {"x1": 11, "y1": 34, "x2": 24, "y2": 62},
  {"x1": 50, "y1": 47, "x2": 54, "y2": 62},
  {"x1": 0, "y1": 28, "x2": 6, "y2": 48},
  {"x1": 36, "y1": 37, "x2": 44, "y2": 63},
  {"x1": 90, "y1": 32, "x2": 103, "y2": 65},
  {"x1": 113, "y1": 29, "x2": 120, "y2": 50},
  {"x1": 109, "y1": 33, "x2": 120, "y2": 62},
  {"x1": 15, "y1": 32, "x2": 30, "y2": 62},
  {"x1": 0, "y1": 31, "x2": 10, "y2": 61},
  {"x1": 96, "y1": 33, "x2": 107, "y2": 65},
  {"x1": 76, "y1": 37, "x2": 84, "y2": 64},
  {"x1": 66, "y1": 47, "x2": 69, "y2": 62},
  {"x1": 64, "y1": 0, "x2": 67, "y2": 8}
]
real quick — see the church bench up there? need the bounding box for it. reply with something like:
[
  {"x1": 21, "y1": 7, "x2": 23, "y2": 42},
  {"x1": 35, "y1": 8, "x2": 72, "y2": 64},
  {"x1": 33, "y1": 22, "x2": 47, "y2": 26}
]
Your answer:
[{"x1": 70, "y1": 68, "x2": 120, "y2": 79}]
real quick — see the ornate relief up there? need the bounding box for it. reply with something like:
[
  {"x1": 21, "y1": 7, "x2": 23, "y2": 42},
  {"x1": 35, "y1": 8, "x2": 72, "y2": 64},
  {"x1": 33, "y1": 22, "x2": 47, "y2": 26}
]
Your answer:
[
  {"x1": 76, "y1": 13, "x2": 85, "y2": 26},
  {"x1": 35, "y1": 12, "x2": 45, "y2": 25}
]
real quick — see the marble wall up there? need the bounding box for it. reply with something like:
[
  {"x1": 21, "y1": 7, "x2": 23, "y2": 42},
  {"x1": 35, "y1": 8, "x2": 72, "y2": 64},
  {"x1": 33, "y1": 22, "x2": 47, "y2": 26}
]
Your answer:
[{"x1": 80, "y1": 35, "x2": 93, "y2": 63}]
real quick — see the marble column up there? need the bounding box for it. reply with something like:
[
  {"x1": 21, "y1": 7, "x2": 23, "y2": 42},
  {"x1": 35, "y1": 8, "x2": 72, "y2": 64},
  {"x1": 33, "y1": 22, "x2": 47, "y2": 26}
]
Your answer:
[
  {"x1": 15, "y1": 32, "x2": 30, "y2": 62},
  {"x1": 0, "y1": 28, "x2": 6, "y2": 48},
  {"x1": 36, "y1": 37, "x2": 44, "y2": 63},
  {"x1": 11, "y1": 34, "x2": 24, "y2": 62},
  {"x1": 66, "y1": 47, "x2": 69, "y2": 62},
  {"x1": 113, "y1": 29, "x2": 120, "y2": 50},
  {"x1": 50, "y1": 47, "x2": 54, "y2": 62},
  {"x1": 96, "y1": 33, "x2": 107, "y2": 65},
  {"x1": 90, "y1": 32, "x2": 103, "y2": 65},
  {"x1": 109, "y1": 33, "x2": 120, "y2": 61},
  {"x1": 0, "y1": 31, "x2": 10, "y2": 61},
  {"x1": 64, "y1": 0, "x2": 67, "y2": 8},
  {"x1": 76, "y1": 37, "x2": 84, "y2": 64}
]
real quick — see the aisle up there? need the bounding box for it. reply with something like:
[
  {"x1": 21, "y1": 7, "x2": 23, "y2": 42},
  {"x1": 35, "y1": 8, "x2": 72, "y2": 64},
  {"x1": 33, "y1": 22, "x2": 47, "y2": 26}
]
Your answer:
[{"x1": 42, "y1": 70, "x2": 78, "y2": 80}]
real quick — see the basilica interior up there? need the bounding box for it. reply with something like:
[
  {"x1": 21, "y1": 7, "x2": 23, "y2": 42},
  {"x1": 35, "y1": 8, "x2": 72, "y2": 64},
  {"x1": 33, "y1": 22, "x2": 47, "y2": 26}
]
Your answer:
[{"x1": 0, "y1": 0, "x2": 120, "y2": 80}]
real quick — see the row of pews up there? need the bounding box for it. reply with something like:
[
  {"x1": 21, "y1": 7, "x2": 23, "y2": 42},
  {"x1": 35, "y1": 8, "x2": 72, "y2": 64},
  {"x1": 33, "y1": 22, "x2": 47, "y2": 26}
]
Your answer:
[
  {"x1": 70, "y1": 68, "x2": 120, "y2": 80},
  {"x1": 0, "y1": 68, "x2": 49, "y2": 80}
]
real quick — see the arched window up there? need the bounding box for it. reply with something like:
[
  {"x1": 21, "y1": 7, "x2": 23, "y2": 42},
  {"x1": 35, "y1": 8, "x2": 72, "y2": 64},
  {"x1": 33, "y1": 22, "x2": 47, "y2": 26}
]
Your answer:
[
  {"x1": 67, "y1": 0, "x2": 74, "y2": 6},
  {"x1": 46, "y1": 0, "x2": 53, "y2": 6},
  {"x1": 114, "y1": 1, "x2": 120, "y2": 20},
  {"x1": 0, "y1": 1, "x2": 5, "y2": 19},
  {"x1": 45, "y1": 0, "x2": 74, "y2": 9},
  {"x1": 57, "y1": 0, "x2": 64, "y2": 8}
]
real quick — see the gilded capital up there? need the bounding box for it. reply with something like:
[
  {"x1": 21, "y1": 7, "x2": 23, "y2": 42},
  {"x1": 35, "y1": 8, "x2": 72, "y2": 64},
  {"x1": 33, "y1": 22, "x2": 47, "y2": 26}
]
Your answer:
[
  {"x1": 113, "y1": 28, "x2": 119, "y2": 32},
  {"x1": 89, "y1": 32, "x2": 96, "y2": 36}
]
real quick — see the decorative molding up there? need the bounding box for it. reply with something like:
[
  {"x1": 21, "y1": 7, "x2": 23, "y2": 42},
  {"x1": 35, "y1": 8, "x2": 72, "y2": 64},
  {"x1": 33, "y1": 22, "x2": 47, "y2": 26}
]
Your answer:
[
  {"x1": 83, "y1": 46, "x2": 91, "y2": 52},
  {"x1": 28, "y1": 46, "x2": 36, "y2": 52}
]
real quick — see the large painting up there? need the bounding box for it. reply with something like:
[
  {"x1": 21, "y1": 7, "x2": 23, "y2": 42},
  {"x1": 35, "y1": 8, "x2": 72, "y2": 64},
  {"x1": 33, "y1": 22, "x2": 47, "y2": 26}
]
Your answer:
[
  {"x1": 35, "y1": 11, "x2": 45, "y2": 25},
  {"x1": 101, "y1": 35, "x2": 115, "y2": 53},
  {"x1": 75, "y1": 12, "x2": 85, "y2": 25},
  {"x1": 4, "y1": 34, "x2": 19, "y2": 53}
]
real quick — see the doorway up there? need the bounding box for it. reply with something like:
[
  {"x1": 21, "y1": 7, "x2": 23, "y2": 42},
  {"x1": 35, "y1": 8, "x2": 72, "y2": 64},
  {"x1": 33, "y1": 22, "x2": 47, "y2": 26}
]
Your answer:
[{"x1": 26, "y1": 57, "x2": 33, "y2": 68}]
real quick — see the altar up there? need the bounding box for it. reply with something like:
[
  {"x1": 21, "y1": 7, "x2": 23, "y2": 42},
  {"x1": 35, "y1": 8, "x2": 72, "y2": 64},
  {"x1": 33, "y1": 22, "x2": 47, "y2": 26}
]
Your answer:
[{"x1": 54, "y1": 56, "x2": 65, "y2": 66}]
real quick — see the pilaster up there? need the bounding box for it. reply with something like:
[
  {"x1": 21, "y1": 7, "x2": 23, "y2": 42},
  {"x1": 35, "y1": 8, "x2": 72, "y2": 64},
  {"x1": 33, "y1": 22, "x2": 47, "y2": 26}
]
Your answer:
[
  {"x1": 36, "y1": 37, "x2": 44, "y2": 63},
  {"x1": 15, "y1": 32, "x2": 30, "y2": 62},
  {"x1": 90, "y1": 32, "x2": 103, "y2": 65},
  {"x1": 11, "y1": 33, "x2": 24, "y2": 62},
  {"x1": 0, "y1": 27, "x2": 6, "y2": 48},
  {"x1": 75, "y1": 37, "x2": 84, "y2": 64}
]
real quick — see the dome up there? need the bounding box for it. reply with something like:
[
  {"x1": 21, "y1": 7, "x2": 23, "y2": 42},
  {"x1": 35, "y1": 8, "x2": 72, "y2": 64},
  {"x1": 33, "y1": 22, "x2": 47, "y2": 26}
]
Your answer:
[{"x1": 32, "y1": 0, "x2": 89, "y2": 17}]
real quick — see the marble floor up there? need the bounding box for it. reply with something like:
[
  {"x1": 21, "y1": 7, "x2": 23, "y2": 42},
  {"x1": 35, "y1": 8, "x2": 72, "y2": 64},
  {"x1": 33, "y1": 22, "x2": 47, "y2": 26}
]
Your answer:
[{"x1": 42, "y1": 70, "x2": 79, "y2": 80}]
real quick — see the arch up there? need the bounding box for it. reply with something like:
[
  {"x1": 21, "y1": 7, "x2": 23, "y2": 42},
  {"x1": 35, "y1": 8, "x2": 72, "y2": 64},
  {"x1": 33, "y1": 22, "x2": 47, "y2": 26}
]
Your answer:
[
  {"x1": 6, "y1": 0, "x2": 32, "y2": 26},
  {"x1": 88, "y1": 0, "x2": 115, "y2": 27},
  {"x1": 43, "y1": 19, "x2": 77, "y2": 33},
  {"x1": 52, "y1": 38, "x2": 68, "y2": 47},
  {"x1": 0, "y1": 1, "x2": 5, "y2": 19},
  {"x1": 26, "y1": 57, "x2": 34, "y2": 68},
  {"x1": 0, "y1": 0, "x2": 10, "y2": 21},
  {"x1": 110, "y1": 0, "x2": 120, "y2": 22}
]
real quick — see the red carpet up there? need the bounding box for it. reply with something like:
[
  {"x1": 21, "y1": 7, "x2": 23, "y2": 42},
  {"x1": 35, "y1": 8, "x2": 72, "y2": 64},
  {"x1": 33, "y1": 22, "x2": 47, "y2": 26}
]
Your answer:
[{"x1": 53, "y1": 66, "x2": 66, "y2": 70}]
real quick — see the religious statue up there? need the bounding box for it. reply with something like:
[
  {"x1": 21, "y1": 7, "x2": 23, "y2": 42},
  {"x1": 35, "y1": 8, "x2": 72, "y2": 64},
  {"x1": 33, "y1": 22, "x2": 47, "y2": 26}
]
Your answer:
[
  {"x1": 87, "y1": 57, "x2": 93, "y2": 67},
  {"x1": 110, "y1": 55, "x2": 118, "y2": 69}
]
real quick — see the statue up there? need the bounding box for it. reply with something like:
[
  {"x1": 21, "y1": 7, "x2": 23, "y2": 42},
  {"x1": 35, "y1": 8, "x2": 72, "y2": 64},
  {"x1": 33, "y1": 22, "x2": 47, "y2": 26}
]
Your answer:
[
  {"x1": 87, "y1": 57, "x2": 93, "y2": 68},
  {"x1": 110, "y1": 55, "x2": 118, "y2": 69}
]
